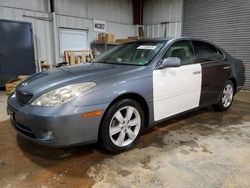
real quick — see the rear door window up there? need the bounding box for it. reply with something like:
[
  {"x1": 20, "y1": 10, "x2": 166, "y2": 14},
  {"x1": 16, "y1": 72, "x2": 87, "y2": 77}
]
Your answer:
[{"x1": 192, "y1": 41, "x2": 224, "y2": 63}]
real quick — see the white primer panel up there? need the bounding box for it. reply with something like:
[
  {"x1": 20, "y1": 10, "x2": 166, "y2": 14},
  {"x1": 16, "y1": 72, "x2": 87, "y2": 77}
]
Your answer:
[{"x1": 153, "y1": 64, "x2": 202, "y2": 121}]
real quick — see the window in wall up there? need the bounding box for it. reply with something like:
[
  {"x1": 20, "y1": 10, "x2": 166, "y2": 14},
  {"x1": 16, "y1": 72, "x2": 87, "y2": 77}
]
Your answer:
[{"x1": 59, "y1": 28, "x2": 88, "y2": 56}]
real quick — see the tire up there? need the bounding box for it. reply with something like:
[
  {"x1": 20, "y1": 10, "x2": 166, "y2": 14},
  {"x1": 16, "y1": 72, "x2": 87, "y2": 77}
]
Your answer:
[
  {"x1": 213, "y1": 80, "x2": 235, "y2": 111},
  {"x1": 100, "y1": 99, "x2": 145, "y2": 153}
]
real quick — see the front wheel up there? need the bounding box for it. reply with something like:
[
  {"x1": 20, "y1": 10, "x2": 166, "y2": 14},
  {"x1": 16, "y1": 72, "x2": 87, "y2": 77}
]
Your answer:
[
  {"x1": 213, "y1": 80, "x2": 235, "y2": 111},
  {"x1": 100, "y1": 99, "x2": 144, "y2": 153}
]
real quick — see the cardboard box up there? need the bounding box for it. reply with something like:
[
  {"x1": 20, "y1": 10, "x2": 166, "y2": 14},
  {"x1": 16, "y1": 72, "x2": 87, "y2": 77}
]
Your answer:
[
  {"x1": 104, "y1": 34, "x2": 115, "y2": 43},
  {"x1": 5, "y1": 78, "x2": 21, "y2": 95},
  {"x1": 98, "y1": 33, "x2": 105, "y2": 42},
  {"x1": 98, "y1": 33, "x2": 115, "y2": 43}
]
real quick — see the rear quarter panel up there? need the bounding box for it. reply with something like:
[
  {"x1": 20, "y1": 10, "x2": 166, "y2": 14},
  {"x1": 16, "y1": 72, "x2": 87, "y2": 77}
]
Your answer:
[{"x1": 225, "y1": 52, "x2": 245, "y2": 88}]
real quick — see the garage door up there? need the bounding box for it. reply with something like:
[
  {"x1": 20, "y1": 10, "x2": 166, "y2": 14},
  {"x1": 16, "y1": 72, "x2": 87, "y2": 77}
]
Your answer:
[
  {"x1": 59, "y1": 28, "x2": 88, "y2": 56},
  {"x1": 182, "y1": 0, "x2": 250, "y2": 90}
]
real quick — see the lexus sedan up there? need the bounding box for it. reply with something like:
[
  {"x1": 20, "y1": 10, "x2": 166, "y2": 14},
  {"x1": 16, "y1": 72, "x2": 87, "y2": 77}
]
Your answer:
[{"x1": 7, "y1": 37, "x2": 245, "y2": 153}]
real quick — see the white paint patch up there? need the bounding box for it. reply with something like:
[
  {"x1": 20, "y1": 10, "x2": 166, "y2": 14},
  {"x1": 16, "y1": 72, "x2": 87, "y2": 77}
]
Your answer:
[{"x1": 153, "y1": 64, "x2": 202, "y2": 121}]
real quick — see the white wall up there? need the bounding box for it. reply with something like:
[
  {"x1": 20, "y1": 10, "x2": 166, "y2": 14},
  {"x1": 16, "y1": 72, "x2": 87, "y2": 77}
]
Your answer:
[
  {"x1": 55, "y1": 0, "x2": 133, "y2": 24},
  {"x1": 0, "y1": 0, "x2": 49, "y2": 12},
  {"x1": 0, "y1": 0, "x2": 136, "y2": 66},
  {"x1": 54, "y1": 0, "x2": 136, "y2": 62},
  {"x1": 0, "y1": 0, "x2": 184, "y2": 67},
  {"x1": 55, "y1": 0, "x2": 135, "y2": 42},
  {"x1": 143, "y1": 0, "x2": 183, "y2": 38}
]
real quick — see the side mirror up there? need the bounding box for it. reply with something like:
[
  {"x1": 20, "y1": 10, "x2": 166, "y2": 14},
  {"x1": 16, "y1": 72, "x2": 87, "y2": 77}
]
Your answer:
[{"x1": 159, "y1": 57, "x2": 181, "y2": 69}]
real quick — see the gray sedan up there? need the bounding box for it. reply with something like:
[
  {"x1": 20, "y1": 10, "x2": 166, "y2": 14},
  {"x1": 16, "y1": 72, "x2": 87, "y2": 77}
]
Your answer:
[{"x1": 7, "y1": 37, "x2": 245, "y2": 153}]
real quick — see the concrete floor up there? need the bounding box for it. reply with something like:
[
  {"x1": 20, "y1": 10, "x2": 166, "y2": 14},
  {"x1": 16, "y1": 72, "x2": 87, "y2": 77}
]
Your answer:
[{"x1": 0, "y1": 91, "x2": 250, "y2": 188}]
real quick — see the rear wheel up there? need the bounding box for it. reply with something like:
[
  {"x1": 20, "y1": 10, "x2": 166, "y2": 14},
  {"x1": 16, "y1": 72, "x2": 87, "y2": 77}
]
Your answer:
[
  {"x1": 100, "y1": 99, "x2": 144, "y2": 153},
  {"x1": 213, "y1": 80, "x2": 234, "y2": 111}
]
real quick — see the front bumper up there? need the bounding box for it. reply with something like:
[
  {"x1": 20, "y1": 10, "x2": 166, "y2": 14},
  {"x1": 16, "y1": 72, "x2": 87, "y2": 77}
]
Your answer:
[{"x1": 7, "y1": 95, "x2": 109, "y2": 147}]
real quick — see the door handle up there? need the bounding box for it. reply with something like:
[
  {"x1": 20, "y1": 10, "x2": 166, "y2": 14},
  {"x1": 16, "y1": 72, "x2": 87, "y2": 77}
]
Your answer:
[
  {"x1": 223, "y1": 66, "x2": 230, "y2": 70},
  {"x1": 193, "y1": 71, "x2": 201, "y2": 75}
]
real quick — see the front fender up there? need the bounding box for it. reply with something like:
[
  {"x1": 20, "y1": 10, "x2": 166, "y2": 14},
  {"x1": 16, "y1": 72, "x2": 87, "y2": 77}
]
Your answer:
[{"x1": 70, "y1": 70, "x2": 153, "y2": 108}]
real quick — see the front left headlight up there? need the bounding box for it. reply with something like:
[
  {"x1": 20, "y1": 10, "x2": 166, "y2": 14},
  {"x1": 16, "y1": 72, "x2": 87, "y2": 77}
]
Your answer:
[{"x1": 31, "y1": 82, "x2": 96, "y2": 106}]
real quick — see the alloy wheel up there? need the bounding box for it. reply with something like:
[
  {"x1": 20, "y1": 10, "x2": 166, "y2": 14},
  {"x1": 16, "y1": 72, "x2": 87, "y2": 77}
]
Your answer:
[
  {"x1": 222, "y1": 84, "x2": 234, "y2": 108},
  {"x1": 109, "y1": 106, "x2": 141, "y2": 147}
]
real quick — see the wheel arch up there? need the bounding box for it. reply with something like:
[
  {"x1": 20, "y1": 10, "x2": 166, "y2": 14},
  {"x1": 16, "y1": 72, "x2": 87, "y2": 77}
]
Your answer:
[{"x1": 98, "y1": 93, "x2": 150, "y2": 141}]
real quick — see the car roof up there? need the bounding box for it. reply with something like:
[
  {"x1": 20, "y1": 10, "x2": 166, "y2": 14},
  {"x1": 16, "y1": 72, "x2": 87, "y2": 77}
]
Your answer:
[
  {"x1": 134, "y1": 37, "x2": 222, "y2": 50},
  {"x1": 136, "y1": 37, "x2": 209, "y2": 43}
]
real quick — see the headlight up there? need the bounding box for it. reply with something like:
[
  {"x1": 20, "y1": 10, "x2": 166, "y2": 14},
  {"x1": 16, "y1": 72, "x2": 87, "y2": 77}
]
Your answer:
[{"x1": 31, "y1": 82, "x2": 96, "y2": 106}]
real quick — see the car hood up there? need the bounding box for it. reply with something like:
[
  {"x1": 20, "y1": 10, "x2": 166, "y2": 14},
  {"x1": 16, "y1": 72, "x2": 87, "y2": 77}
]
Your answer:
[{"x1": 17, "y1": 63, "x2": 146, "y2": 95}]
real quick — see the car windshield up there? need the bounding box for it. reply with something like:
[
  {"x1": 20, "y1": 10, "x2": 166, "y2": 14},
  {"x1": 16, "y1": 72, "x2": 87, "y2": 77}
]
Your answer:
[{"x1": 93, "y1": 41, "x2": 165, "y2": 66}]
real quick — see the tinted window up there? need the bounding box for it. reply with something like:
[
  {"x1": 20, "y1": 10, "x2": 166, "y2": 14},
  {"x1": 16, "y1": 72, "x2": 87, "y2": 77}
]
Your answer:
[
  {"x1": 193, "y1": 41, "x2": 224, "y2": 62},
  {"x1": 163, "y1": 41, "x2": 195, "y2": 65}
]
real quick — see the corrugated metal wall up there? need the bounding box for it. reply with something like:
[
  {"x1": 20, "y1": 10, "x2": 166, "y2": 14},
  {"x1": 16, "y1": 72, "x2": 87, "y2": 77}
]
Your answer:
[
  {"x1": 55, "y1": 0, "x2": 133, "y2": 24},
  {"x1": 144, "y1": 23, "x2": 182, "y2": 38},
  {"x1": 0, "y1": 0, "x2": 49, "y2": 12},
  {"x1": 55, "y1": 0, "x2": 136, "y2": 41},
  {"x1": 56, "y1": 15, "x2": 135, "y2": 47},
  {"x1": 183, "y1": 0, "x2": 250, "y2": 90},
  {"x1": 143, "y1": 0, "x2": 183, "y2": 38},
  {"x1": 0, "y1": 0, "x2": 136, "y2": 67},
  {"x1": 54, "y1": 0, "x2": 136, "y2": 62}
]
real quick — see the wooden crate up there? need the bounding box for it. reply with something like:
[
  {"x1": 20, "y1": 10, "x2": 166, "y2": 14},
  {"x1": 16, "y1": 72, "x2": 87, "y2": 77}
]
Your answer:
[
  {"x1": 5, "y1": 75, "x2": 29, "y2": 95},
  {"x1": 104, "y1": 34, "x2": 115, "y2": 43},
  {"x1": 98, "y1": 33, "x2": 105, "y2": 42},
  {"x1": 98, "y1": 33, "x2": 115, "y2": 43},
  {"x1": 5, "y1": 78, "x2": 21, "y2": 95}
]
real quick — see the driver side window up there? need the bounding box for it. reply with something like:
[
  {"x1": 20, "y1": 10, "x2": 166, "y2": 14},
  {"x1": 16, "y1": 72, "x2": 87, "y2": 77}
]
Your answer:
[{"x1": 163, "y1": 41, "x2": 195, "y2": 65}]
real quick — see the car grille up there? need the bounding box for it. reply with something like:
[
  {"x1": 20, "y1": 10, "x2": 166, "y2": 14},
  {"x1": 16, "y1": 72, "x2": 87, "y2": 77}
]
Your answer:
[{"x1": 16, "y1": 90, "x2": 33, "y2": 105}]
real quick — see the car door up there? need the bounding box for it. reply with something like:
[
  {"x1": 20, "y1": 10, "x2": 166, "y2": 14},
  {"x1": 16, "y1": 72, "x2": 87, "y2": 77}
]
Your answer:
[
  {"x1": 192, "y1": 41, "x2": 231, "y2": 106},
  {"x1": 153, "y1": 40, "x2": 202, "y2": 121}
]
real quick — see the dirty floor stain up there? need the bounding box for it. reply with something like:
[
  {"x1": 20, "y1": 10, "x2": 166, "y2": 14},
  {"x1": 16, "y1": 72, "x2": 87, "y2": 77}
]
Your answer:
[{"x1": 87, "y1": 121, "x2": 250, "y2": 188}]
